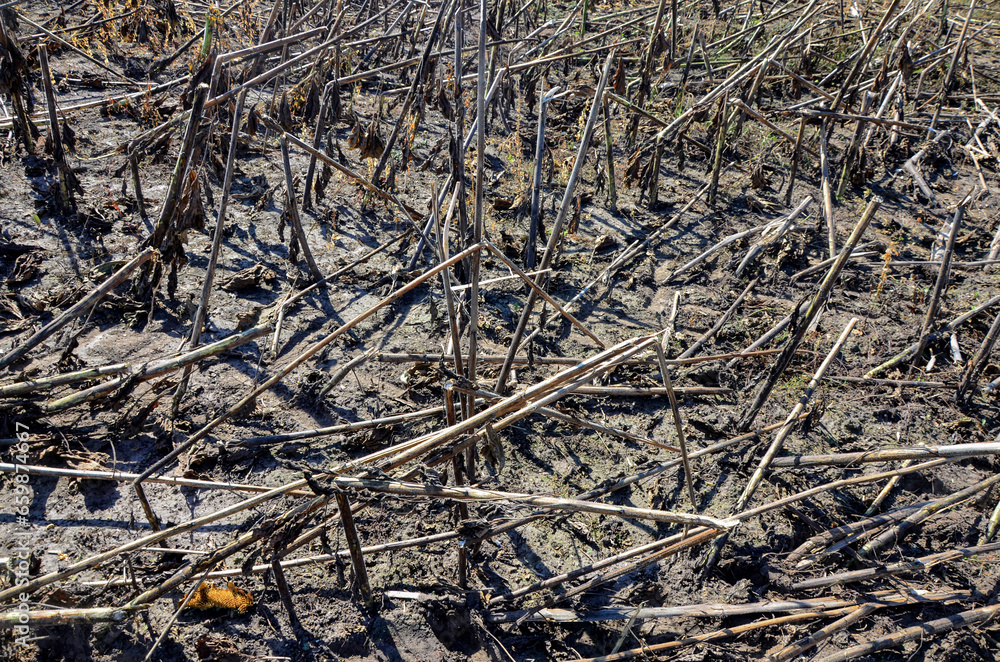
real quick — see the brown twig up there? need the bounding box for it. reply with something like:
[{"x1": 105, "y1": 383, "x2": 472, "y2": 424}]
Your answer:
[
  {"x1": 913, "y1": 204, "x2": 964, "y2": 367},
  {"x1": 494, "y1": 51, "x2": 615, "y2": 392}
]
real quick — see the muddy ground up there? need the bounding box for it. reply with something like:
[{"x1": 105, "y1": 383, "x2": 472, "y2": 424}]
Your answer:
[{"x1": 2, "y1": 0, "x2": 1000, "y2": 660}]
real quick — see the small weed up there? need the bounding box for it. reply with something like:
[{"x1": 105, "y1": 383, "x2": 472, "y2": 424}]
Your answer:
[{"x1": 872, "y1": 240, "x2": 898, "y2": 302}]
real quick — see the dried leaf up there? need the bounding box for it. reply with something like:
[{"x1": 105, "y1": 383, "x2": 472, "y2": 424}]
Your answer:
[{"x1": 187, "y1": 581, "x2": 254, "y2": 614}]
